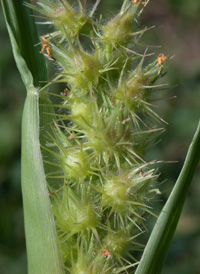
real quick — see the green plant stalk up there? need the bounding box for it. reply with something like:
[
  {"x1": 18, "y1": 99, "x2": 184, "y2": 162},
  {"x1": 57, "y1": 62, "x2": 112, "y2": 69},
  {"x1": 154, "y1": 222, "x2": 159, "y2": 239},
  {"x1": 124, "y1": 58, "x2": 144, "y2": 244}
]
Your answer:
[{"x1": 135, "y1": 120, "x2": 200, "y2": 274}]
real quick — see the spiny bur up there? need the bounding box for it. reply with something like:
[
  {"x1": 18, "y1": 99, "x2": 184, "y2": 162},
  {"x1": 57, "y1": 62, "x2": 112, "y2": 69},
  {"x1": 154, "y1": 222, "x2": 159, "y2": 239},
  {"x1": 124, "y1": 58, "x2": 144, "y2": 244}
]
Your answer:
[{"x1": 28, "y1": 0, "x2": 168, "y2": 272}]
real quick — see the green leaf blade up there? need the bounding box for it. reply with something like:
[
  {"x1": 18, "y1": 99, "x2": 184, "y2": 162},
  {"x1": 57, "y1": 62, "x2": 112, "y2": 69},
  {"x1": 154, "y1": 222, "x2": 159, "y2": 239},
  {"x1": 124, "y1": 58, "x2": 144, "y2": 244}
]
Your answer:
[
  {"x1": 2, "y1": 0, "x2": 64, "y2": 272},
  {"x1": 21, "y1": 90, "x2": 64, "y2": 274},
  {"x1": 135, "y1": 121, "x2": 200, "y2": 274},
  {"x1": 1, "y1": 0, "x2": 47, "y2": 89}
]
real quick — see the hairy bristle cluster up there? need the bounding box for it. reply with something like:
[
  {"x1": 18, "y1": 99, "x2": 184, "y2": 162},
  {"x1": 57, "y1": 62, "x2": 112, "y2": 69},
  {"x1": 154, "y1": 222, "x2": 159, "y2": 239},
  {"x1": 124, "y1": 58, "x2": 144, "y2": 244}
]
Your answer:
[{"x1": 28, "y1": 0, "x2": 168, "y2": 272}]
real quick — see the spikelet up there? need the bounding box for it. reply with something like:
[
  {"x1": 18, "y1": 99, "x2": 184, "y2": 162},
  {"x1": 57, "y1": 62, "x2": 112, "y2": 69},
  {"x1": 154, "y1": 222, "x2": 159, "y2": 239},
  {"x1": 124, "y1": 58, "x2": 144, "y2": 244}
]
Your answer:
[{"x1": 30, "y1": 0, "x2": 168, "y2": 272}]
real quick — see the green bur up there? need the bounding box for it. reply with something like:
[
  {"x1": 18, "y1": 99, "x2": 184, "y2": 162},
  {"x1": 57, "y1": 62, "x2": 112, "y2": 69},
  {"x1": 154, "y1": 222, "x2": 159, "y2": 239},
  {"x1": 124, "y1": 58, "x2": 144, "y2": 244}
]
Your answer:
[{"x1": 2, "y1": 0, "x2": 200, "y2": 273}]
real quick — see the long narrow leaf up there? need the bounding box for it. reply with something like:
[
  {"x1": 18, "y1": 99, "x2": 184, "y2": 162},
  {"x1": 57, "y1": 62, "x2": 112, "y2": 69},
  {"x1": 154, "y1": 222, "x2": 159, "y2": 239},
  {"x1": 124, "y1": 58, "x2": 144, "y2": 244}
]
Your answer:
[
  {"x1": 1, "y1": 0, "x2": 47, "y2": 89},
  {"x1": 135, "y1": 120, "x2": 200, "y2": 274},
  {"x1": 2, "y1": 0, "x2": 64, "y2": 273},
  {"x1": 21, "y1": 91, "x2": 64, "y2": 274}
]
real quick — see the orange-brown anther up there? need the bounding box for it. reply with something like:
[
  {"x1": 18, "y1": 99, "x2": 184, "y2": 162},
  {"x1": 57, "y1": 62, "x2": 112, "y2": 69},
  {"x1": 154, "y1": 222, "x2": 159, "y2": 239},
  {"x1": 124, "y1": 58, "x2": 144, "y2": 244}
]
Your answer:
[
  {"x1": 140, "y1": 169, "x2": 150, "y2": 177},
  {"x1": 64, "y1": 88, "x2": 68, "y2": 95},
  {"x1": 69, "y1": 133, "x2": 76, "y2": 140},
  {"x1": 158, "y1": 54, "x2": 167, "y2": 67},
  {"x1": 147, "y1": 124, "x2": 153, "y2": 130},
  {"x1": 40, "y1": 36, "x2": 53, "y2": 58},
  {"x1": 41, "y1": 36, "x2": 50, "y2": 44},
  {"x1": 40, "y1": 44, "x2": 52, "y2": 58},
  {"x1": 46, "y1": 46, "x2": 52, "y2": 58},
  {"x1": 132, "y1": 0, "x2": 147, "y2": 5},
  {"x1": 40, "y1": 44, "x2": 47, "y2": 54},
  {"x1": 111, "y1": 97, "x2": 115, "y2": 105},
  {"x1": 99, "y1": 249, "x2": 111, "y2": 258}
]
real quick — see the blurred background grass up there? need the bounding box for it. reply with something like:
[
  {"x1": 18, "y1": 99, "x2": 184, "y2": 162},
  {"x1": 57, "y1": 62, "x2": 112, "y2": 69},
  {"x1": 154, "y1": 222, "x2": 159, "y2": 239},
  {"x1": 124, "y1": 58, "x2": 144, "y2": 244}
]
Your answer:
[{"x1": 0, "y1": 0, "x2": 199, "y2": 273}]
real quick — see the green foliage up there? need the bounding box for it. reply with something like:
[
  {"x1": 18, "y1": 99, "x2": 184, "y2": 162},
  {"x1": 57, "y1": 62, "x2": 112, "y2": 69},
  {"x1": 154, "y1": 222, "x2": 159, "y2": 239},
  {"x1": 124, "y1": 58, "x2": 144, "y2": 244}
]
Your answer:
[
  {"x1": 135, "y1": 121, "x2": 200, "y2": 274},
  {"x1": 1, "y1": 0, "x2": 47, "y2": 89},
  {"x1": 2, "y1": 0, "x2": 64, "y2": 273}
]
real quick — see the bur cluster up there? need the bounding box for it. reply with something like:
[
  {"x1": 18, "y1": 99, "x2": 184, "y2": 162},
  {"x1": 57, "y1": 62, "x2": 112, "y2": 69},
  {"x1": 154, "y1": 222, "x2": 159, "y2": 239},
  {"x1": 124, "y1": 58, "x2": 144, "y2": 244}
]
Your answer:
[{"x1": 28, "y1": 0, "x2": 168, "y2": 273}]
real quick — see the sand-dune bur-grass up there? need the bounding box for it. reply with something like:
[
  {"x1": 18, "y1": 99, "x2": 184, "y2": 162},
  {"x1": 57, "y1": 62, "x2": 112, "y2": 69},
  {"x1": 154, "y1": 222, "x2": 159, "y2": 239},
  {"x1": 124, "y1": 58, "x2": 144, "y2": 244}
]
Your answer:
[{"x1": 2, "y1": 0, "x2": 200, "y2": 273}]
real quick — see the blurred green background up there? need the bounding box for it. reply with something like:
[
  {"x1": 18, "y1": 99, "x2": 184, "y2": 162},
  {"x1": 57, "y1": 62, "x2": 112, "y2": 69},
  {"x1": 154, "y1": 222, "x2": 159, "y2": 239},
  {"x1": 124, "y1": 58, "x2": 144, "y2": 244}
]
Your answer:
[{"x1": 0, "y1": 0, "x2": 199, "y2": 273}]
